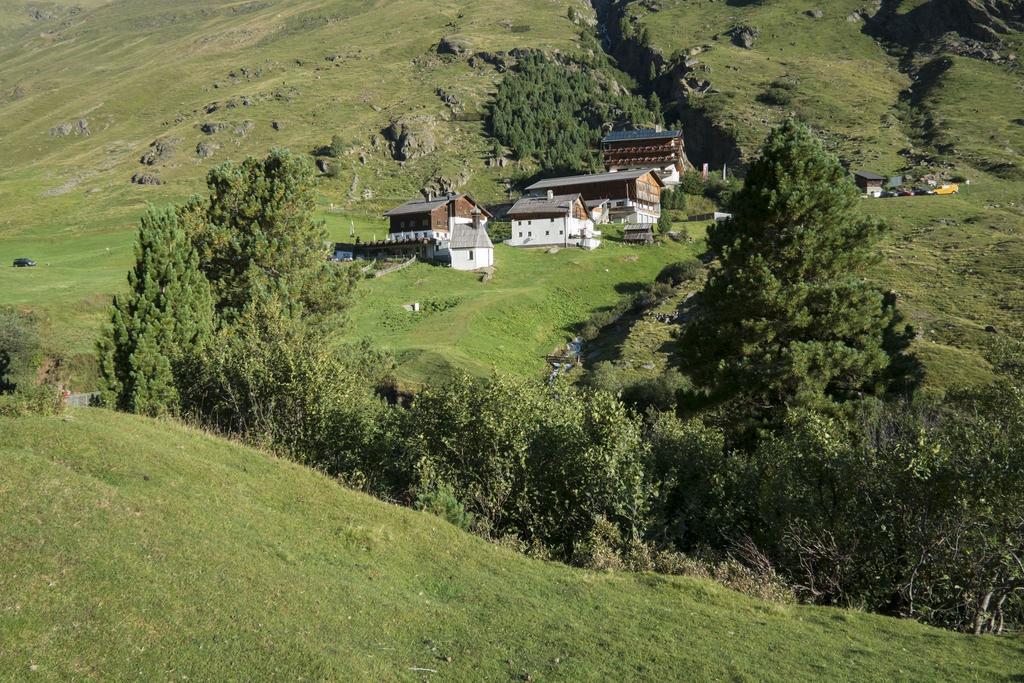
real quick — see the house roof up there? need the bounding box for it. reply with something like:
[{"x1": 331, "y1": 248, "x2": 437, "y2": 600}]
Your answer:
[
  {"x1": 383, "y1": 193, "x2": 493, "y2": 218},
  {"x1": 602, "y1": 129, "x2": 683, "y2": 143},
  {"x1": 449, "y1": 222, "x2": 494, "y2": 251},
  {"x1": 507, "y1": 193, "x2": 582, "y2": 216},
  {"x1": 525, "y1": 168, "x2": 664, "y2": 191},
  {"x1": 853, "y1": 171, "x2": 885, "y2": 181},
  {"x1": 585, "y1": 198, "x2": 609, "y2": 209}
]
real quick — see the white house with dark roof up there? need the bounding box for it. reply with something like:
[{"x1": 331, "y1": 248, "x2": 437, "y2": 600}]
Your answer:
[
  {"x1": 448, "y1": 207, "x2": 494, "y2": 270},
  {"x1": 507, "y1": 192, "x2": 601, "y2": 250},
  {"x1": 524, "y1": 169, "x2": 664, "y2": 224}
]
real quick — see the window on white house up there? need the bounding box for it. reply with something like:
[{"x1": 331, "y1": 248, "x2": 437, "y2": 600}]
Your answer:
[
  {"x1": 545, "y1": 231, "x2": 549, "y2": 236},
  {"x1": 527, "y1": 220, "x2": 532, "y2": 225},
  {"x1": 518, "y1": 233, "x2": 523, "y2": 237},
  {"x1": 559, "y1": 230, "x2": 564, "y2": 235},
  {"x1": 528, "y1": 232, "x2": 532, "y2": 237},
  {"x1": 468, "y1": 250, "x2": 474, "y2": 260}
]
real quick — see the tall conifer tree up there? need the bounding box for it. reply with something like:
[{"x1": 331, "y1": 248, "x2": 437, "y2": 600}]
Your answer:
[
  {"x1": 97, "y1": 206, "x2": 213, "y2": 416},
  {"x1": 183, "y1": 149, "x2": 356, "y2": 323},
  {"x1": 680, "y1": 120, "x2": 908, "y2": 418}
]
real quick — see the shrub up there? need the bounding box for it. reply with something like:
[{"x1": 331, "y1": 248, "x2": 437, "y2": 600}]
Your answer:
[
  {"x1": 656, "y1": 259, "x2": 703, "y2": 286},
  {"x1": 0, "y1": 384, "x2": 64, "y2": 417},
  {"x1": 657, "y1": 213, "x2": 673, "y2": 235},
  {"x1": 661, "y1": 187, "x2": 687, "y2": 211},
  {"x1": 415, "y1": 482, "x2": 474, "y2": 531},
  {"x1": 678, "y1": 171, "x2": 706, "y2": 196},
  {"x1": 757, "y1": 78, "x2": 798, "y2": 107}
]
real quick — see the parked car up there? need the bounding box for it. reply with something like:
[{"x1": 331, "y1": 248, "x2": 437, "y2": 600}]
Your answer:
[{"x1": 12, "y1": 258, "x2": 36, "y2": 267}]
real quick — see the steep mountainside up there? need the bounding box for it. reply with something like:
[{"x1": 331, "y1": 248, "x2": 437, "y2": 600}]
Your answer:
[{"x1": 2, "y1": 408, "x2": 1023, "y2": 679}]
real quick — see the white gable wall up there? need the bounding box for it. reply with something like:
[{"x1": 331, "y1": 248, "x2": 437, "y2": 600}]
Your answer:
[
  {"x1": 450, "y1": 246, "x2": 493, "y2": 271},
  {"x1": 508, "y1": 216, "x2": 594, "y2": 247}
]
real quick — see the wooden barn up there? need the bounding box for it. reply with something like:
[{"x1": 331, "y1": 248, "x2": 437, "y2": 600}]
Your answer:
[
  {"x1": 622, "y1": 224, "x2": 655, "y2": 245},
  {"x1": 602, "y1": 129, "x2": 688, "y2": 185}
]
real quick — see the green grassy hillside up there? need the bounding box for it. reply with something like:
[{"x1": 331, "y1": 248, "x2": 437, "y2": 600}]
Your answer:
[
  {"x1": 342, "y1": 229, "x2": 701, "y2": 387},
  {"x1": 2, "y1": 0, "x2": 1023, "y2": 393},
  {"x1": 0, "y1": 0, "x2": 590, "y2": 383},
  {"x1": 2, "y1": 408, "x2": 1023, "y2": 679},
  {"x1": 626, "y1": 0, "x2": 1024, "y2": 390}
]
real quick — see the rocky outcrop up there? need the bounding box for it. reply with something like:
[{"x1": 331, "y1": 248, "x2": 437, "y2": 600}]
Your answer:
[
  {"x1": 382, "y1": 119, "x2": 435, "y2": 162},
  {"x1": 588, "y1": 0, "x2": 743, "y2": 170},
  {"x1": 49, "y1": 119, "x2": 90, "y2": 137},
  {"x1": 437, "y1": 36, "x2": 470, "y2": 56},
  {"x1": 200, "y1": 121, "x2": 229, "y2": 135},
  {"x1": 131, "y1": 173, "x2": 163, "y2": 186},
  {"x1": 196, "y1": 141, "x2": 220, "y2": 159},
  {"x1": 727, "y1": 25, "x2": 759, "y2": 49},
  {"x1": 140, "y1": 137, "x2": 180, "y2": 165},
  {"x1": 869, "y1": 0, "x2": 1024, "y2": 46}
]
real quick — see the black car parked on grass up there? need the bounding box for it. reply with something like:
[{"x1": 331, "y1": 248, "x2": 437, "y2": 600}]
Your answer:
[{"x1": 12, "y1": 258, "x2": 36, "y2": 267}]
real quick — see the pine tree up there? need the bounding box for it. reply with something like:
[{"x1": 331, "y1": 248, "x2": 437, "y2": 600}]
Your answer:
[
  {"x1": 97, "y1": 206, "x2": 213, "y2": 416},
  {"x1": 679, "y1": 120, "x2": 905, "y2": 419},
  {"x1": 184, "y1": 149, "x2": 357, "y2": 323}
]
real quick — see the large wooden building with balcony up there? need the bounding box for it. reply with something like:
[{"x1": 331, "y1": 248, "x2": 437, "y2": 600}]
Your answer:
[
  {"x1": 524, "y1": 169, "x2": 664, "y2": 224},
  {"x1": 383, "y1": 192, "x2": 491, "y2": 241},
  {"x1": 601, "y1": 129, "x2": 688, "y2": 185}
]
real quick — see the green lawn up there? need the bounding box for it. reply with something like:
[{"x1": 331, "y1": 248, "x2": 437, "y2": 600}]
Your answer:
[
  {"x1": 342, "y1": 231, "x2": 699, "y2": 387},
  {"x1": 2, "y1": 408, "x2": 1022, "y2": 680}
]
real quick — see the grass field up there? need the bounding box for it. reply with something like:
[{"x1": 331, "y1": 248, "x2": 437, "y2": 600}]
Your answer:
[
  {"x1": 2, "y1": 408, "x2": 1023, "y2": 680},
  {"x1": 1, "y1": 0, "x2": 1023, "y2": 393},
  {"x1": 341, "y1": 227, "x2": 700, "y2": 387}
]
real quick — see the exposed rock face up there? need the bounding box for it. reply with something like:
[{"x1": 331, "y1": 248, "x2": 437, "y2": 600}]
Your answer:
[
  {"x1": 806, "y1": 9, "x2": 824, "y2": 18},
  {"x1": 234, "y1": 120, "x2": 255, "y2": 136},
  {"x1": 196, "y1": 141, "x2": 220, "y2": 159},
  {"x1": 131, "y1": 173, "x2": 163, "y2": 186},
  {"x1": 728, "y1": 25, "x2": 759, "y2": 49},
  {"x1": 869, "y1": 0, "x2": 1024, "y2": 46},
  {"x1": 200, "y1": 122, "x2": 229, "y2": 135},
  {"x1": 49, "y1": 119, "x2": 90, "y2": 137},
  {"x1": 437, "y1": 35, "x2": 469, "y2": 56},
  {"x1": 382, "y1": 120, "x2": 435, "y2": 162},
  {"x1": 140, "y1": 137, "x2": 180, "y2": 165}
]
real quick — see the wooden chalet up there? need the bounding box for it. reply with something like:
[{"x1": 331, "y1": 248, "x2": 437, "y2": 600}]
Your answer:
[
  {"x1": 602, "y1": 129, "x2": 688, "y2": 185},
  {"x1": 383, "y1": 192, "x2": 492, "y2": 241},
  {"x1": 524, "y1": 169, "x2": 664, "y2": 225}
]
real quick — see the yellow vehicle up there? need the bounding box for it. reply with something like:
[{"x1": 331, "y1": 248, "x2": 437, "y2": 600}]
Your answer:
[{"x1": 934, "y1": 183, "x2": 960, "y2": 195}]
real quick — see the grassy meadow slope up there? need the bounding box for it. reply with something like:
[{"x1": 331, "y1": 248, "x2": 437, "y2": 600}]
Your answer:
[
  {"x1": 2, "y1": 408, "x2": 1023, "y2": 680},
  {"x1": 342, "y1": 229, "x2": 701, "y2": 386},
  {"x1": 0, "y1": 0, "x2": 588, "y2": 383},
  {"x1": 632, "y1": 0, "x2": 1024, "y2": 389}
]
